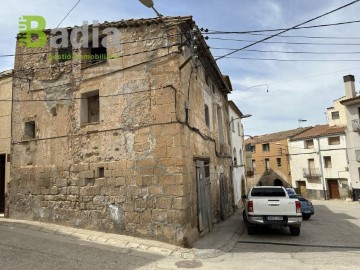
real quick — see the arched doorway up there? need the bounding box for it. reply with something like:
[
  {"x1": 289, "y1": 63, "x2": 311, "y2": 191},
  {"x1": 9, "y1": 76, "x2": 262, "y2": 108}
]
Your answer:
[{"x1": 274, "y1": 179, "x2": 283, "y2": 186}]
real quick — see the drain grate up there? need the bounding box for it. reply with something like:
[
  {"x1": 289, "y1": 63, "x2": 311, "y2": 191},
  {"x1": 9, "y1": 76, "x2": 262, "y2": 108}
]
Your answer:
[{"x1": 175, "y1": 260, "x2": 203, "y2": 268}]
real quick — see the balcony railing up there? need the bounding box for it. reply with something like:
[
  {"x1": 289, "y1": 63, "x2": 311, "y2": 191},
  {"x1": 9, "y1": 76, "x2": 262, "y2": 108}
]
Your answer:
[
  {"x1": 352, "y1": 119, "x2": 360, "y2": 132},
  {"x1": 303, "y1": 168, "x2": 321, "y2": 178}
]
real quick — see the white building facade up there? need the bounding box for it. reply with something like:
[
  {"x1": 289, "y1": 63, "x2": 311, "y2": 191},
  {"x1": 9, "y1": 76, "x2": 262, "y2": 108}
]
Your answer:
[
  {"x1": 340, "y1": 75, "x2": 360, "y2": 200},
  {"x1": 228, "y1": 101, "x2": 247, "y2": 207},
  {"x1": 289, "y1": 125, "x2": 350, "y2": 200}
]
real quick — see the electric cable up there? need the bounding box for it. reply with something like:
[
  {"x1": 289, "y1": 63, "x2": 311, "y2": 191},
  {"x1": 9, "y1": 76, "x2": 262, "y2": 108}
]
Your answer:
[
  {"x1": 56, "y1": 0, "x2": 81, "y2": 28},
  {"x1": 215, "y1": 0, "x2": 360, "y2": 61},
  {"x1": 213, "y1": 56, "x2": 360, "y2": 62},
  {"x1": 208, "y1": 37, "x2": 360, "y2": 46},
  {"x1": 202, "y1": 19, "x2": 360, "y2": 35},
  {"x1": 210, "y1": 47, "x2": 360, "y2": 55}
]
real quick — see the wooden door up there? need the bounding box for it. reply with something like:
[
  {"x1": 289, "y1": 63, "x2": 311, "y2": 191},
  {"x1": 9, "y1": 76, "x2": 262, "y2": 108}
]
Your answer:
[
  {"x1": 298, "y1": 181, "x2": 308, "y2": 198},
  {"x1": 0, "y1": 154, "x2": 6, "y2": 213},
  {"x1": 328, "y1": 180, "x2": 340, "y2": 199},
  {"x1": 196, "y1": 160, "x2": 213, "y2": 234}
]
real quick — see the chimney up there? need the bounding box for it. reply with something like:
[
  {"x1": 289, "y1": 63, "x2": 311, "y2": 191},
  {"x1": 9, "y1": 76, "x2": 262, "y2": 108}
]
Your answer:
[{"x1": 343, "y1": 75, "x2": 356, "y2": 98}]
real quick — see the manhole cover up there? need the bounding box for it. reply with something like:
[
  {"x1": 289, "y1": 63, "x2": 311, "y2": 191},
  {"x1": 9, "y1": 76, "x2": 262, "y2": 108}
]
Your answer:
[{"x1": 175, "y1": 260, "x2": 203, "y2": 268}]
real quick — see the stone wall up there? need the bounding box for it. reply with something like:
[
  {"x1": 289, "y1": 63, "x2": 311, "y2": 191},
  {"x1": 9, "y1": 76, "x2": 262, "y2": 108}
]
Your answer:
[{"x1": 9, "y1": 17, "x2": 233, "y2": 246}]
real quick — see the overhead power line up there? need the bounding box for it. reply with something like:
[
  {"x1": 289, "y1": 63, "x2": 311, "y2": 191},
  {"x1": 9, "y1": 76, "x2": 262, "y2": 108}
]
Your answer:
[
  {"x1": 209, "y1": 37, "x2": 360, "y2": 46},
  {"x1": 245, "y1": 33, "x2": 360, "y2": 40},
  {"x1": 203, "y1": 19, "x2": 360, "y2": 35},
  {"x1": 214, "y1": 56, "x2": 360, "y2": 62},
  {"x1": 56, "y1": 0, "x2": 81, "y2": 28},
  {"x1": 215, "y1": 0, "x2": 360, "y2": 61},
  {"x1": 210, "y1": 47, "x2": 360, "y2": 55}
]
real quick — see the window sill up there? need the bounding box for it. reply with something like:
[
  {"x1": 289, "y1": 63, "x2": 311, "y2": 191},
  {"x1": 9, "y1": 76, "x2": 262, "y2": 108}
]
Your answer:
[
  {"x1": 21, "y1": 138, "x2": 36, "y2": 142},
  {"x1": 81, "y1": 121, "x2": 100, "y2": 127}
]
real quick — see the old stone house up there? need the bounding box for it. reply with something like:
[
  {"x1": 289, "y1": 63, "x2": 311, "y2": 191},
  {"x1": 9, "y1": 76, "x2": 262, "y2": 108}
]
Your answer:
[{"x1": 9, "y1": 16, "x2": 233, "y2": 245}]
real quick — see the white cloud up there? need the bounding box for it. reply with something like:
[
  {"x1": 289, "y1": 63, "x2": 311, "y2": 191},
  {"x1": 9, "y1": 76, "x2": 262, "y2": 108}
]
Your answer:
[{"x1": 1, "y1": 0, "x2": 360, "y2": 136}]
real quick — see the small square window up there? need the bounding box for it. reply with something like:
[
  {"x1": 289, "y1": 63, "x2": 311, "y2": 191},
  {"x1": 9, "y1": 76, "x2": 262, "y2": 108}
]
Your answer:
[
  {"x1": 98, "y1": 167, "x2": 105, "y2": 178},
  {"x1": 355, "y1": 150, "x2": 360, "y2": 162},
  {"x1": 324, "y1": 156, "x2": 332, "y2": 168},
  {"x1": 251, "y1": 145, "x2": 256, "y2": 153},
  {"x1": 24, "y1": 121, "x2": 36, "y2": 139},
  {"x1": 305, "y1": 139, "x2": 314, "y2": 149},
  {"x1": 81, "y1": 90, "x2": 100, "y2": 125},
  {"x1": 328, "y1": 136, "x2": 340, "y2": 145},
  {"x1": 262, "y1": 143, "x2": 270, "y2": 152},
  {"x1": 331, "y1": 111, "x2": 340, "y2": 120}
]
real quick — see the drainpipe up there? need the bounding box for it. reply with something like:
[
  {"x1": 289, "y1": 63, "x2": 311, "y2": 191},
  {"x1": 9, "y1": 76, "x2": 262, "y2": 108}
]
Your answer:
[{"x1": 316, "y1": 137, "x2": 327, "y2": 200}]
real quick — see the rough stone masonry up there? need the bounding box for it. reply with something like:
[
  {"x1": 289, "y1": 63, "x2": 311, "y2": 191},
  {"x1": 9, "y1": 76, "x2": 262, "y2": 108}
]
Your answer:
[{"x1": 9, "y1": 16, "x2": 233, "y2": 246}]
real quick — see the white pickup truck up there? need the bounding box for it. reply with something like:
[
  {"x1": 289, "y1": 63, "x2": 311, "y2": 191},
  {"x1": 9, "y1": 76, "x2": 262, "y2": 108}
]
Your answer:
[{"x1": 242, "y1": 186, "x2": 303, "y2": 236}]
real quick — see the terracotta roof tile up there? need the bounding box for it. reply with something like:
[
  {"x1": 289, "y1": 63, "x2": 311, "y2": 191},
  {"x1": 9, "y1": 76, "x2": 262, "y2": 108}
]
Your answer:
[
  {"x1": 245, "y1": 127, "x2": 312, "y2": 144},
  {"x1": 340, "y1": 95, "x2": 360, "y2": 105},
  {"x1": 290, "y1": 124, "x2": 346, "y2": 141}
]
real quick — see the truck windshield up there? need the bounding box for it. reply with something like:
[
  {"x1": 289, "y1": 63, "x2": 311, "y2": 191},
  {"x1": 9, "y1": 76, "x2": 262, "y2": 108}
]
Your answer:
[{"x1": 251, "y1": 188, "x2": 286, "y2": 197}]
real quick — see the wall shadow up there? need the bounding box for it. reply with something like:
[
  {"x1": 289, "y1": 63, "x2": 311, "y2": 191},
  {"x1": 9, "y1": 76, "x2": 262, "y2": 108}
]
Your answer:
[{"x1": 0, "y1": 219, "x2": 166, "y2": 270}]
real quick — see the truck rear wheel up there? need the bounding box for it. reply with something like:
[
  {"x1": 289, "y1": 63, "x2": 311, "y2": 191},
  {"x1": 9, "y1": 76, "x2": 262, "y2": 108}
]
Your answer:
[{"x1": 289, "y1": 226, "x2": 300, "y2": 236}]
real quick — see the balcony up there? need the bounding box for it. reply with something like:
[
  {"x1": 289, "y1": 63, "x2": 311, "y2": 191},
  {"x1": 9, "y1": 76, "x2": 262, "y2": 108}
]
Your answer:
[
  {"x1": 352, "y1": 119, "x2": 360, "y2": 132},
  {"x1": 303, "y1": 168, "x2": 321, "y2": 178}
]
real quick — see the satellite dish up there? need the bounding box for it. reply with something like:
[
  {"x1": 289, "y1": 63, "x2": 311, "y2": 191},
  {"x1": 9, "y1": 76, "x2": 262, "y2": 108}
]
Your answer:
[{"x1": 139, "y1": 0, "x2": 154, "y2": 8}]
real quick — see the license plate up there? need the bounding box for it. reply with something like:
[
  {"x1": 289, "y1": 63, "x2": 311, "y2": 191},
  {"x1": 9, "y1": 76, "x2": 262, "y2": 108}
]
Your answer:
[{"x1": 268, "y1": 216, "x2": 283, "y2": 221}]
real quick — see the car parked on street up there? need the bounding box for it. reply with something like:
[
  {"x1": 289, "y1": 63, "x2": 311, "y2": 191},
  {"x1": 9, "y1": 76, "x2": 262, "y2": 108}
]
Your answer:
[
  {"x1": 242, "y1": 186, "x2": 302, "y2": 236},
  {"x1": 289, "y1": 194, "x2": 314, "y2": 220}
]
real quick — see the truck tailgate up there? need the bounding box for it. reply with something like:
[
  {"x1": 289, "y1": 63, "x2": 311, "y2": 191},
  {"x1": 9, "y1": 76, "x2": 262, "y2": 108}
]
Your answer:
[{"x1": 252, "y1": 197, "x2": 297, "y2": 216}]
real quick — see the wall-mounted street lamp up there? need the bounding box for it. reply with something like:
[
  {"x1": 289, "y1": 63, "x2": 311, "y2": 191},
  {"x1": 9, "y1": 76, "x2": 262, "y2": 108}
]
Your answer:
[
  {"x1": 229, "y1": 114, "x2": 252, "y2": 126},
  {"x1": 138, "y1": 0, "x2": 163, "y2": 17}
]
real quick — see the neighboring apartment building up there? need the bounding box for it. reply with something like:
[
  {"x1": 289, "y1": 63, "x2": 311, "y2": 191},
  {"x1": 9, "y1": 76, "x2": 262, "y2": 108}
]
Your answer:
[
  {"x1": 9, "y1": 16, "x2": 234, "y2": 246},
  {"x1": 289, "y1": 125, "x2": 349, "y2": 200},
  {"x1": 0, "y1": 70, "x2": 12, "y2": 216},
  {"x1": 340, "y1": 75, "x2": 360, "y2": 200},
  {"x1": 228, "y1": 100, "x2": 247, "y2": 207},
  {"x1": 244, "y1": 128, "x2": 310, "y2": 189}
]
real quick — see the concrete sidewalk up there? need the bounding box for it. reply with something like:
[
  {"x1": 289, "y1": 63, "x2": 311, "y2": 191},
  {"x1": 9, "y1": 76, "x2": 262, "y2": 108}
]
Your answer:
[
  {"x1": 0, "y1": 209, "x2": 245, "y2": 260},
  {"x1": 193, "y1": 208, "x2": 245, "y2": 258}
]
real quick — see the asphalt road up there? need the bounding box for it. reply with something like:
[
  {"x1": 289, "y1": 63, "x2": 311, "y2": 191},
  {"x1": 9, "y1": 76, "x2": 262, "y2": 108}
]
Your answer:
[
  {"x1": 0, "y1": 200, "x2": 359, "y2": 269},
  {"x1": 0, "y1": 223, "x2": 166, "y2": 270},
  {"x1": 230, "y1": 200, "x2": 360, "y2": 270}
]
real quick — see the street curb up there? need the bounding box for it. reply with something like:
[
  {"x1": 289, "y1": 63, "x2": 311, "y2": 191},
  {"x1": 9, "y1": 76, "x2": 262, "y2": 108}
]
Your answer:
[
  {"x1": 0, "y1": 218, "x2": 197, "y2": 259},
  {"x1": 0, "y1": 216, "x2": 246, "y2": 260}
]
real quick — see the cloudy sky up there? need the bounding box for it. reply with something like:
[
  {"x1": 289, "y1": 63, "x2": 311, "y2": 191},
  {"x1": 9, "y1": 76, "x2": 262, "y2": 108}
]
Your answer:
[{"x1": 1, "y1": 0, "x2": 359, "y2": 136}]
